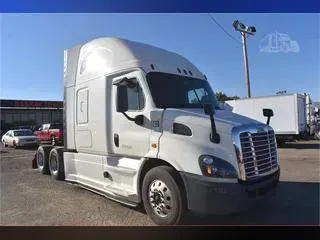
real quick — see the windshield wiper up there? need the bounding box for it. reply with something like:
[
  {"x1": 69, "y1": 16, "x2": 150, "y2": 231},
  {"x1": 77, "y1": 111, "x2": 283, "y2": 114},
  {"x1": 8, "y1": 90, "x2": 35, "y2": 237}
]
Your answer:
[{"x1": 193, "y1": 89, "x2": 204, "y2": 108}]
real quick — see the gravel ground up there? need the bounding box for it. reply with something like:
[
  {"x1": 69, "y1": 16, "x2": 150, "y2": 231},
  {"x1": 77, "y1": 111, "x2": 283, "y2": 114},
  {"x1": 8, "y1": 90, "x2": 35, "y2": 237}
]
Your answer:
[{"x1": 0, "y1": 141, "x2": 319, "y2": 225}]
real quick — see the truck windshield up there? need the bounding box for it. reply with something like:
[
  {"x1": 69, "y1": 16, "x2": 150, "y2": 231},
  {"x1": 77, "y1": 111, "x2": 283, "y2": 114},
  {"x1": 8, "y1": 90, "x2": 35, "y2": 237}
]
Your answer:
[{"x1": 146, "y1": 72, "x2": 222, "y2": 110}]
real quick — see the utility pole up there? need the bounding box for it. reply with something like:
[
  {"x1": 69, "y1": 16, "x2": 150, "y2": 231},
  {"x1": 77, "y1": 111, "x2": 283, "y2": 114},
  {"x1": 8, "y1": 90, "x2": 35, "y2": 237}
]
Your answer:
[
  {"x1": 232, "y1": 20, "x2": 256, "y2": 98},
  {"x1": 241, "y1": 32, "x2": 251, "y2": 98}
]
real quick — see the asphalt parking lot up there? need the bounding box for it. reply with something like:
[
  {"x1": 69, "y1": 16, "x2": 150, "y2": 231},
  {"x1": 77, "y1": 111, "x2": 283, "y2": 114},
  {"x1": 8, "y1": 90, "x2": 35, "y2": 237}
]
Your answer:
[{"x1": 0, "y1": 141, "x2": 319, "y2": 225}]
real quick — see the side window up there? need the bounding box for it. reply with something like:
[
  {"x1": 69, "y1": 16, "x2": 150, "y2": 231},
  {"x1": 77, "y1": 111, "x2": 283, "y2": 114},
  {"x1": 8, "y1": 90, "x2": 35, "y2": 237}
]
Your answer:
[
  {"x1": 188, "y1": 88, "x2": 208, "y2": 104},
  {"x1": 43, "y1": 124, "x2": 49, "y2": 130},
  {"x1": 126, "y1": 79, "x2": 145, "y2": 111}
]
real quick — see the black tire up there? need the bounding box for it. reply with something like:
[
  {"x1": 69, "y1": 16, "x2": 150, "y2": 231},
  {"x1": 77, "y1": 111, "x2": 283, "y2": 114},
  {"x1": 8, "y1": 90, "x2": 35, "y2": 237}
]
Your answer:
[
  {"x1": 48, "y1": 147, "x2": 65, "y2": 181},
  {"x1": 3, "y1": 141, "x2": 7, "y2": 147},
  {"x1": 36, "y1": 146, "x2": 54, "y2": 175},
  {"x1": 277, "y1": 139, "x2": 286, "y2": 148},
  {"x1": 13, "y1": 141, "x2": 18, "y2": 149},
  {"x1": 142, "y1": 166, "x2": 188, "y2": 225},
  {"x1": 51, "y1": 136, "x2": 56, "y2": 146}
]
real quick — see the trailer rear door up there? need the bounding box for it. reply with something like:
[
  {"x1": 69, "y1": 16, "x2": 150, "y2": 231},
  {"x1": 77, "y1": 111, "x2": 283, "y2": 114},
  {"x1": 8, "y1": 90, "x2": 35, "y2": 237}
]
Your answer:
[{"x1": 296, "y1": 94, "x2": 307, "y2": 133}]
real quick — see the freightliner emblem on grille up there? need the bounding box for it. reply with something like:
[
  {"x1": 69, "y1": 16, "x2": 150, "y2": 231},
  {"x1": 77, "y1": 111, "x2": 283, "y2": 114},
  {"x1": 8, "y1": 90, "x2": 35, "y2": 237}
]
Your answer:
[{"x1": 256, "y1": 126, "x2": 266, "y2": 133}]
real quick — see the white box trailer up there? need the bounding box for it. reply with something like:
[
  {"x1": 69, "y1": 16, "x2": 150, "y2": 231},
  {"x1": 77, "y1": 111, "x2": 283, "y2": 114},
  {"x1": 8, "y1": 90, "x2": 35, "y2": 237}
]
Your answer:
[
  {"x1": 31, "y1": 37, "x2": 280, "y2": 225},
  {"x1": 224, "y1": 94, "x2": 309, "y2": 146}
]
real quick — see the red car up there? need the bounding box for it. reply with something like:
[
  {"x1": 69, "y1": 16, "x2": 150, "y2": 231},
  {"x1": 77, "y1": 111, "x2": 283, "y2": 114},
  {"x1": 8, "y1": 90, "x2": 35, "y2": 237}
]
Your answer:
[{"x1": 34, "y1": 123, "x2": 63, "y2": 146}]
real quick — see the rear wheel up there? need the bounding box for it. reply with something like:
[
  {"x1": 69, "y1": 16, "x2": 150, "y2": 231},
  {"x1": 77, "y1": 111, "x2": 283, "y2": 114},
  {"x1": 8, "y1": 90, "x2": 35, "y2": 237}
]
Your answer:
[
  {"x1": 142, "y1": 166, "x2": 188, "y2": 225},
  {"x1": 3, "y1": 141, "x2": 7, "y2": 147},
  {"x1": 13, "y1": 141, "x2": 17, "y2": 149},
  {"x1": 36, "y1": 146, "x2": 53, "y2": 175},
  {"x1": 49, "y1": 147, "x2": 65, "y2": 181}
]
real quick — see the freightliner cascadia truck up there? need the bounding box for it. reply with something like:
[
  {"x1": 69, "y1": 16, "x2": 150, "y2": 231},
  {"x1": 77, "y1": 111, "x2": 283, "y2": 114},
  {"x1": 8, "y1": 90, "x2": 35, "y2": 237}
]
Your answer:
[{"x1": 32, "y1": 37, "x2": 280, "y2": 225}]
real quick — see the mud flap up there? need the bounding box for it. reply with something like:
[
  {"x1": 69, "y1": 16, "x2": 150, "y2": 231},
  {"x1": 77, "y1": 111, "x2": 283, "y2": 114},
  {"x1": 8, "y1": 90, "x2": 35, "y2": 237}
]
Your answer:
[{"x1": 32, "y1": 153, "x2": 38, "y2": 169}]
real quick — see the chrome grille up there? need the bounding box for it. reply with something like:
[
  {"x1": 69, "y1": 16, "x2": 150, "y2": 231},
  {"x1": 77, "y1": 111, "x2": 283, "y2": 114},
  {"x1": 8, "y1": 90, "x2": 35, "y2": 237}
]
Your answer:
[{"x1": 239, "y1": 130, "x2": 278, "y2": 178}]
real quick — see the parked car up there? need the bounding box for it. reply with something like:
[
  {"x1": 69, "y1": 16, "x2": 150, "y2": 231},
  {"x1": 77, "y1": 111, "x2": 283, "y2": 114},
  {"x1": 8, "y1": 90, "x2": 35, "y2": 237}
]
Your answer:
[
  {"x1": 33, "y1": 123, "x2": 63, "y2": 146},
  {"x1": 1, "y1": 129, "x2": 39, "y2": 148}
]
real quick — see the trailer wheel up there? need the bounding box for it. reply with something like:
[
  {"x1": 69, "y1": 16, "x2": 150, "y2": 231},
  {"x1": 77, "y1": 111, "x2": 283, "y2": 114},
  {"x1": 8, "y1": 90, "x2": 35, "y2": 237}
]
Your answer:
[
  {"x1": 37, "y1": 146, "x2": 53, "y2": 175},
  {"x1": 49, "y1": 147, "x2": 65, "y2": 181},
  {"x1": 142, "y1": 166, "x2": 187, "y2": 225}
]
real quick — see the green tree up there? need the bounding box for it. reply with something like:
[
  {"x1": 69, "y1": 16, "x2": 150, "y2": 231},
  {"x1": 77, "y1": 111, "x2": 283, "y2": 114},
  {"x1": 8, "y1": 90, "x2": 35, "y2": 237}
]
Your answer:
[{"x1": 215, "y1": 92, "x2": 240, "y2": 101}]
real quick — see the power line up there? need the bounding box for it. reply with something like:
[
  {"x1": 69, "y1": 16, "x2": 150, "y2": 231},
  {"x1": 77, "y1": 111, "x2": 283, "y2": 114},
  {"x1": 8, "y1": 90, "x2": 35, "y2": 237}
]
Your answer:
[{"x1": 207, "y1": 13, "x2": 242, "y2": 45}]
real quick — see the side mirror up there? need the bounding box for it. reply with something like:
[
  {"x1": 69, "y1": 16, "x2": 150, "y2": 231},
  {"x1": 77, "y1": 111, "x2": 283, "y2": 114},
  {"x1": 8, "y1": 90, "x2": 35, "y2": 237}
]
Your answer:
[
  {"x1": 263, "y1": 108, "x2": 274, "y2": 117},
  {"x1": 116, "y1": 85, "x2": 128, "y2": 113},
  {"x1": 116, "y1": 83, "x2": 144, "y2": 126},
  {"x1": 203, "y1": 103, "x2": 215, "y2": 115},
  {"x1": 263, "y1": 108, "x2": 274, "y2": 125}
]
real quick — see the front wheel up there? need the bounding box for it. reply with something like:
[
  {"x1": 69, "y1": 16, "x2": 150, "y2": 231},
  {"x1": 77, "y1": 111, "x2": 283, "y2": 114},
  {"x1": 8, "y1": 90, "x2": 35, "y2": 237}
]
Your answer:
[{"x1": 142, "y1": 166, "x2": 188, "y2": 225}]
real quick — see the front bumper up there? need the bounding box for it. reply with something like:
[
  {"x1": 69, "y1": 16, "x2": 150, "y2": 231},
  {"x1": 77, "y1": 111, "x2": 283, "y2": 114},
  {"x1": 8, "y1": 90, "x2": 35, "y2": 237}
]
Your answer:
[{"x1": 180, "y1": 168, "x2": 280, "y2": 215}]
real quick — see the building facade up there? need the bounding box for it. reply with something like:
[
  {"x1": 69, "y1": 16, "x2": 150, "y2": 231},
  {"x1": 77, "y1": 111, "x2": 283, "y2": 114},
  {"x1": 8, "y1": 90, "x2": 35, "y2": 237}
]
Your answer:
[{"x1": 0, "y1": 99, "x2": 63, "y2": 133}]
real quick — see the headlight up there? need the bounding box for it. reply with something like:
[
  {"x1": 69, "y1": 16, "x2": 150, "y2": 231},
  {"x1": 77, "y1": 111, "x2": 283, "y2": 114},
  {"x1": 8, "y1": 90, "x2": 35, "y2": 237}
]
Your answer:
[{"x1": 198, "y1": 155, "x2": 238, "y2": 179}]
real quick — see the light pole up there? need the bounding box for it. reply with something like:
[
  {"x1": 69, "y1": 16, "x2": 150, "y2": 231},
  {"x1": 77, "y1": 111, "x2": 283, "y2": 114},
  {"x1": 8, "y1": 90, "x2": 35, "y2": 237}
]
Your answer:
[{"x1": 232, "y1": 20, "x2": 256, "y2": 98}]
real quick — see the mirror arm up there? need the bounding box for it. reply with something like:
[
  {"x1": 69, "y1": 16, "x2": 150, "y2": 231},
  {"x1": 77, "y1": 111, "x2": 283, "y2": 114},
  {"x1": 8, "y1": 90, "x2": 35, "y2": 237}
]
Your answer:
[
  {"x1": 209, "y1": 114, "x2": 220, "y2": 144},
  {"x1": 122, "y1": 112, "x2": 135, "y2": 122},
  {"x1": 266, "y1": 117, "x2": 271, "y2": 125}
]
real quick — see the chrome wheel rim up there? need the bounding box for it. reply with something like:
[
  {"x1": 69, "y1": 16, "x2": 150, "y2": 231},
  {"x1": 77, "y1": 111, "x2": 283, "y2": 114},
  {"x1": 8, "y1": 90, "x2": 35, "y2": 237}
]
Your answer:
[
  {"x1": 37, "y1": 152, "x2": 44, "y2": 167},
  {"x1": 50, "y1": 155, "x2": 58, "y2": 173},
  {"x1": 148, "y1": 180, "x2": 172, "y2": 218}
]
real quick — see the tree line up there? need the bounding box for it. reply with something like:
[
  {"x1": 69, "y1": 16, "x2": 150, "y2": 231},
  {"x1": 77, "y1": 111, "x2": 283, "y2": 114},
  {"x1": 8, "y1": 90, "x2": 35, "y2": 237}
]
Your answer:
[{"x1": 215, "y1": 92, "x2": 240, "y2": 101}]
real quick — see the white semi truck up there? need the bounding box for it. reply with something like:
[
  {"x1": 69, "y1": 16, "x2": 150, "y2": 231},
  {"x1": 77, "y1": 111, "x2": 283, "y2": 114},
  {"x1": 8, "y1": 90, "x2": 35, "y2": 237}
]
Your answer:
[
  {"x1": 224, "y1": 93, "x2": 320, "y2": 147},
  {"x1": 32, "y1": 37, "x2": 280, "y2": 225}
]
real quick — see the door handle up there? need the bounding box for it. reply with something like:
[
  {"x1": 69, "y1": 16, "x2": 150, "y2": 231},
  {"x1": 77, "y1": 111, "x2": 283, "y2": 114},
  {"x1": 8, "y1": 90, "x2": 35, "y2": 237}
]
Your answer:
[{"x1": 114, "y1": 134, "x2": 119, "y2": 147}]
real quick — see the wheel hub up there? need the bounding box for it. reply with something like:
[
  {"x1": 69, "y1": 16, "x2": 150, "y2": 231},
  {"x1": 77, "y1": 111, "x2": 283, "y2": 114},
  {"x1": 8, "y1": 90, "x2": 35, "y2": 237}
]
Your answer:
[
  {"x1": 148, "y1": 180, "x2": 172, "y2": 218},
  {"x1": 51, "y1": 155, "x2": 58, "y2": 172}
]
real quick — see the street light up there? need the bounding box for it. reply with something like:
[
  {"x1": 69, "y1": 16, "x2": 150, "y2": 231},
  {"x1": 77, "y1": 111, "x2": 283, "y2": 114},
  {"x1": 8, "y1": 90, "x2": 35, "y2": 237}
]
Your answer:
[{"x1": 232, "y1": 20, "x2": 256, "y2": 98}]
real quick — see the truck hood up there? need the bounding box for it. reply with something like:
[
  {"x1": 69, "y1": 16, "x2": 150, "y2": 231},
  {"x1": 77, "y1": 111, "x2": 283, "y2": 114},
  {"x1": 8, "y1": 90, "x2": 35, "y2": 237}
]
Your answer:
[{"x1": 163, "y1": 108, "x2": 263, "y2": 134}]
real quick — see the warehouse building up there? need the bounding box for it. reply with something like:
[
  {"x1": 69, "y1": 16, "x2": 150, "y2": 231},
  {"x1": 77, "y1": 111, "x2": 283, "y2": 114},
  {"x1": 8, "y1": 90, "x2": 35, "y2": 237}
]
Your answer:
[{"x1": 0, "y1": 99, "x2": 63, "y2": 134}]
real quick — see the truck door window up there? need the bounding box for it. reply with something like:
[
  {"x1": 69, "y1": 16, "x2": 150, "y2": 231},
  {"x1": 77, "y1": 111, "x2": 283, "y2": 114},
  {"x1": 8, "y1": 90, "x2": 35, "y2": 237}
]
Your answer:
[
  {"x1": 188, "y1": 88, "x2": 208, "y2": 104},
  {"x1": 126, "y1": 78, "x2": 145, "y2": 111}
]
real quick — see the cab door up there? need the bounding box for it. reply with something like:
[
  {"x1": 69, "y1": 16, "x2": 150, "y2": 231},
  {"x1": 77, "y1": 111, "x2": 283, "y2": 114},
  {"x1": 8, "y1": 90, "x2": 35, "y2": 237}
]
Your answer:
[{"x1": 111, "y1": 71, "x2": 152, "y2": 158}]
